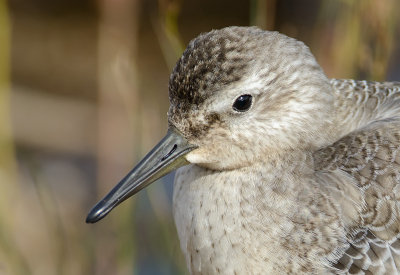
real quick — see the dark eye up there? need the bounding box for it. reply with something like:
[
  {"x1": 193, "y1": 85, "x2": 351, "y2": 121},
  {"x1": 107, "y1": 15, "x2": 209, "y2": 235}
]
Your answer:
[{"x1": 232, "y1": 94, "x2": 252, "y2": 112}]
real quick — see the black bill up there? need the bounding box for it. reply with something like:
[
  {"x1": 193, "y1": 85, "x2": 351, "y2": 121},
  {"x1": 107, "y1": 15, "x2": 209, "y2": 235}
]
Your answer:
[{"x1": 86, "y1": 127, "x2": 197, "y2": 223}]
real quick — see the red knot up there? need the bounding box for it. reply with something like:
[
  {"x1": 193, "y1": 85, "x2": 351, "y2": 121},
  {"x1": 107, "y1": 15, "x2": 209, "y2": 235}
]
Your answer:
[{"x1": 87, "y1": 26, "x2": 400, "y2": 274}]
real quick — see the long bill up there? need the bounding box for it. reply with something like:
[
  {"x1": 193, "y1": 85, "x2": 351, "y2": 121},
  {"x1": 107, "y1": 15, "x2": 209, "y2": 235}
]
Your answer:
[{"x1": 86, "y1": 127, "x2": 197, "y2": 223}]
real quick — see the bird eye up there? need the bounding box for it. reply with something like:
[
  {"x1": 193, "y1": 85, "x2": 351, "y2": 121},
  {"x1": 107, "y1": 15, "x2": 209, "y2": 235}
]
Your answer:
[{"x1": 232, "y1": 94, "x2": 252, "y2": 112}]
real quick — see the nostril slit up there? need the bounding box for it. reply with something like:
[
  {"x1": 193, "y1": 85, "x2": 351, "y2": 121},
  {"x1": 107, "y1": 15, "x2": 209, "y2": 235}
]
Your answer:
[{"x1": 161, "y1": 144, "x2": 177, "y2": 161}]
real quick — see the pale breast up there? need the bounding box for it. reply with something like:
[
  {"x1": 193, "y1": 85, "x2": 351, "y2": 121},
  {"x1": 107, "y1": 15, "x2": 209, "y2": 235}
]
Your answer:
[
  {"x1": 173, "y1": 161, "x2": 347, "y2": 274},
  {"x1": 173, "y1": 165, "x2": 254, "y2": 274}
]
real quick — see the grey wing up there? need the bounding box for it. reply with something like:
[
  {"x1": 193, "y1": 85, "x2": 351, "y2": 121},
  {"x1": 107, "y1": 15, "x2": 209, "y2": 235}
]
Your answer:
[{"x1": 313, "y1": 118, "x2": 400, "y2": 274}]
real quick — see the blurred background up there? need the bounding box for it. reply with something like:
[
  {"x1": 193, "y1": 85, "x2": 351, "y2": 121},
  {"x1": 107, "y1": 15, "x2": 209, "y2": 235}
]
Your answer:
[{"x1": 1, "y1": 0, "x2": 399, "y2": 274}]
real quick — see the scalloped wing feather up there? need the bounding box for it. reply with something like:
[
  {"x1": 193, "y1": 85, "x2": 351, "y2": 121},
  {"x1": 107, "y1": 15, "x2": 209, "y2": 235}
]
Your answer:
[
  {"x1": 313, "y1": 79, "x2": 400, "y2": 274},
  {"x1": 314, "y1": 116, "x2": 400, "y2": 274}
]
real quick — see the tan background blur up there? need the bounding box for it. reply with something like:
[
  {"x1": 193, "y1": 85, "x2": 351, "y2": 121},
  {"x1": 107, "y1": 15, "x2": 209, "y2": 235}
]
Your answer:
[{"x1": 1, "y1": 0, "x2": 399, "y2": 274}]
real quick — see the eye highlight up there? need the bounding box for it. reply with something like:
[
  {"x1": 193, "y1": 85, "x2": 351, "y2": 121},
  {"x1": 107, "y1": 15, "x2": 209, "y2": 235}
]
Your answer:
[{"x1": 232, "y1": 94, "x2": 253, "y2": 112}]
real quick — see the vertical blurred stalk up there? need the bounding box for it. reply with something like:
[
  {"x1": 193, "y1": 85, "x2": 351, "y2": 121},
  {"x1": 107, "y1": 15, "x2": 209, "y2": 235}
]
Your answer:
[
  {"x1": 314, "y1": 0, "x2": 398, "y2": 80},
  {"x1": 96, "y1": 0, "x2": 139, "y2": 274},
  {"x1": 153, "y1": 0, "x2": 185, "y2": 70},
  {"x1": 250, "y1": 0, "x2": 276, "y2": 30},
  {"x1": 0, "y1": 0, "x2": 30, "y2": 274},
  {"x1": 0, "y1": 1, "x2": 16, "y2": 185}
]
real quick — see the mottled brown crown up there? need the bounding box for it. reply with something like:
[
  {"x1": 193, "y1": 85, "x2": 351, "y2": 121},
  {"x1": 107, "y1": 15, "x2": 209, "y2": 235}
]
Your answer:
[{"x1": 169, "y1": 26, "x2": 263, "y2": 111}]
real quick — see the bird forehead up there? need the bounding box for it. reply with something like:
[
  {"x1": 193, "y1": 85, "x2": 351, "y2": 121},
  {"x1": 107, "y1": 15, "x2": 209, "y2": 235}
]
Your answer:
[{"x1": 168, "y1": 27, "x2": 262, "y2": 111}]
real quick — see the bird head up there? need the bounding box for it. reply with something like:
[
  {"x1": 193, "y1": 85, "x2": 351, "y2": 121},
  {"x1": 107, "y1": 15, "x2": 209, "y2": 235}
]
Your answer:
[
  {"x1": 86, "y1": 26, "x2": 335, "y2": 223},
  {"x1": 169, "y1": 26, "x2": 335, "y2": 170}
]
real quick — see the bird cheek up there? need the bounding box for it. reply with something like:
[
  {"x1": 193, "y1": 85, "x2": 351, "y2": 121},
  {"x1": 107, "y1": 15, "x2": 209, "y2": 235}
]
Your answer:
[
  {"x1": 185, "y1": 147, "x2": 216, "y2": 165},
  {"x1": 185, "y1": 144, "x2": 246, "y2": 170}
]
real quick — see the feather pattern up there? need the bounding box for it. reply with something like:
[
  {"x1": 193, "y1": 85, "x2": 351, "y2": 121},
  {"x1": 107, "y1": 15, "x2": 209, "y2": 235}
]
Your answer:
[{"x1": 314, "y1": 79, "x2": 400, "y2": 274}]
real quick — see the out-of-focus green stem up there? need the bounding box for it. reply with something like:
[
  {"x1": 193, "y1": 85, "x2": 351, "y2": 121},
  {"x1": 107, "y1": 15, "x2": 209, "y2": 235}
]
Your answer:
[
  {"x1": 314, "y1": 0, "x2": 398, "y2": 80},
  {"x1": 0, "y1": 1, "x2": 30, "y2": 274},
  {"x1": 250, "y1": 0, "x2": 275, "y2": 30},
  {"x1": 164, "y1": 0, "x2": 184, "y2": 58},
  {"x1": 154, "y1": 0, "x2": 184, "y2": 70},
  {"x1": 0, "y1": 0, "x2": 15, "y2": 170}
]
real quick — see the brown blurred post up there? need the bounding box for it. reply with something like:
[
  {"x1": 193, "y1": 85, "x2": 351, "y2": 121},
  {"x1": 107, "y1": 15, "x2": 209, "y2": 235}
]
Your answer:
[{"x1": 96, "y1": 0, "x2": 139, "y2": 273}]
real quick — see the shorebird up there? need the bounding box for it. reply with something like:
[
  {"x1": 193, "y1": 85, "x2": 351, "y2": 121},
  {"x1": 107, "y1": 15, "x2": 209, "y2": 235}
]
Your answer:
[{"x1": 87, "y1": 26, "x2": 400, "y2": 274}]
